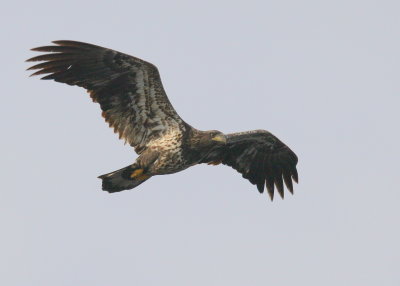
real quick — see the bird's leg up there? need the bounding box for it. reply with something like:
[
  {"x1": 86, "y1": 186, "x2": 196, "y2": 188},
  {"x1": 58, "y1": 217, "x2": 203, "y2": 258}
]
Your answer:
[
  {"x1": 130, "y1": 168, "x2": 151, "y2": 181},
  {"x1": 130, "y1": 168, "x2": 144, "y2": 178},
  {"x1": 129, "y1": 151, "x2": 159, "y2": 180}
]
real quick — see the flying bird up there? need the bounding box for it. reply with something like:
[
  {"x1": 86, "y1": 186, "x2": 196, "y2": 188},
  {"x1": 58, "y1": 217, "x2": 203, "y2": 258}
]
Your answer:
[{"x1": 27, "y1": 40, "x2": 298, "y2": 200}]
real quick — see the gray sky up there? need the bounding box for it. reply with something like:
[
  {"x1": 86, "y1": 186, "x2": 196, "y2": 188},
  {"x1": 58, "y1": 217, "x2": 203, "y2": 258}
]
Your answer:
[{"x1": 2, "y1": 0, "x2": 400, "y2": 285}]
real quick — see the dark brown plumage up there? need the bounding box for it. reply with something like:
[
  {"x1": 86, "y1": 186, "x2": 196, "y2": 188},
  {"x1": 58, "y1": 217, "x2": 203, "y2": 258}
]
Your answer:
[
  {"x1": 27, "y1": 40, "x2": 298, "y2": 200},
  {"x1": 200, "y1": 130, "x2": 298, "y2": 200}
]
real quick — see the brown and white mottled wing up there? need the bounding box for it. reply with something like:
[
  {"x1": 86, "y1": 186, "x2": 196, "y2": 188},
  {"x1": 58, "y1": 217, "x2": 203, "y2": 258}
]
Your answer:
[
  {"x1": 205, "y1": 130, "x2": 298, "y2": 200},
  {"x1": 27, "y1": 40, "x2": 186, "y2": 153}
]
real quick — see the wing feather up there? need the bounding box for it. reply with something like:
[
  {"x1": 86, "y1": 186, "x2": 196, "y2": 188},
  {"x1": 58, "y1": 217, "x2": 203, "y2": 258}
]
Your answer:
[
  {"x1": 203, "y1": 130, "x2": 298, "y2": 200},
  {"x1": 27, "y1": 40, "x2": 187, "y2": 153}
]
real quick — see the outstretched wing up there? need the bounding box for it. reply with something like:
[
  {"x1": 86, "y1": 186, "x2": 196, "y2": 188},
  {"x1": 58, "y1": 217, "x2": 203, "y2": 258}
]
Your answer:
[
  {"x1": 27, "y1": 40, "x2": 187, "y2": 153},
  {"x1": 204, "y1": 130, "x2": 298, "y2": 200}
]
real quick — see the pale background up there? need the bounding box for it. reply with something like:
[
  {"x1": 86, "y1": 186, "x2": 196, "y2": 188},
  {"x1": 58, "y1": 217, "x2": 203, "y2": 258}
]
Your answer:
[{"x1": 1, "y1": 0, "x2": 399, "y2": 285}]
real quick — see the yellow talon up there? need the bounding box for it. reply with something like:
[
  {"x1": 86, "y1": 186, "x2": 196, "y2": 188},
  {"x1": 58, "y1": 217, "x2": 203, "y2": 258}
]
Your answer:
[
  {"x1": 130, "y1": 169, "x2": 144, "y2": 178},
  {"x1": 130, "y1": 169, "x2": 151, "y2": 180}
]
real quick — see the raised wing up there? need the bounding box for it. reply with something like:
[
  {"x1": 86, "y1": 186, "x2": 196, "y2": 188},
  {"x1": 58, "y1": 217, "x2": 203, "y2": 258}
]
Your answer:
[
  {"x1": 205, "y1": 130, "x2": 298, "y2": 200},
  {"x1": 27, "y1": 40, "x2": 187, "y2": 153}
]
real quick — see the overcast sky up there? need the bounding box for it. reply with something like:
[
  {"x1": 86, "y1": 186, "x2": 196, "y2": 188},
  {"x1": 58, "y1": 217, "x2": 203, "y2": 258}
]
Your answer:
[{"x1": 2, "y1": 0, "x2": 400, "y2": 285}]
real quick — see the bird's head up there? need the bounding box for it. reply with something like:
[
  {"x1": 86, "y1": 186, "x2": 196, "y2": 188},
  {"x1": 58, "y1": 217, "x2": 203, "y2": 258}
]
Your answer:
[
  {"x1": 190, "y1": 130, "x2": 227, "y2": 152},
  {"x1": 209, "y1": 130, "x2": 227, "y2": 145},
  {"x1": 200, "y1": 130, "x2": 227, "y2": 147}
]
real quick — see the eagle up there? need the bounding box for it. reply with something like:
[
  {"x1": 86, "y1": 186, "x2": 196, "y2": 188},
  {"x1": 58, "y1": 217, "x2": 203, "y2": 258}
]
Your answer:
[{"x1": 27, "y1": 40, "x2": 298, "y2": 200}]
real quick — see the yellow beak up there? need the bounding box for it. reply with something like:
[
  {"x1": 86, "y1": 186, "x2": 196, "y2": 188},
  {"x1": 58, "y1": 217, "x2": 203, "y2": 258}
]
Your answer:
[{"x1": 211, "y1": 134, "x2": 227, "y2": 144}]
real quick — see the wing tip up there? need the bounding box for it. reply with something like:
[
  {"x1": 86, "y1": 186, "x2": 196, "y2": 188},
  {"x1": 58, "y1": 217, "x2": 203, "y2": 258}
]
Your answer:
[
  {"x1": 51, "y1": 40, "x2": 75, "y2": 46},
  {"x1": 267, "y1": 190, "x2": 274, "y2": 201},
  {"x1": 266, "y1": 179, "x2": 275, "y2": 201},
  {"x1": 256, "y1": 181, "x2": 265, "y2": 194}
]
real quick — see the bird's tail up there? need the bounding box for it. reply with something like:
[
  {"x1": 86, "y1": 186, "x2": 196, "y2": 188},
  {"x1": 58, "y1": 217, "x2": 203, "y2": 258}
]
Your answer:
[{"x1": 98, "y1": 165, "x2": 151, "y2": 193}]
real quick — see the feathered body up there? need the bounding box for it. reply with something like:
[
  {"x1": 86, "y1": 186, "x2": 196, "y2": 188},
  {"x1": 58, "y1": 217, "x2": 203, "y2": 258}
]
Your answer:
[{"x1": 27, "y1": 41, "x2": 298, "y2": 200}]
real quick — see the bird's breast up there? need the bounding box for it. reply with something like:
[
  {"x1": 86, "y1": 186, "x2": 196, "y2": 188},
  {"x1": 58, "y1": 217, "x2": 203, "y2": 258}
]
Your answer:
[{"x1": 146, "y1": 129, "x2": 191, "y2": 175}]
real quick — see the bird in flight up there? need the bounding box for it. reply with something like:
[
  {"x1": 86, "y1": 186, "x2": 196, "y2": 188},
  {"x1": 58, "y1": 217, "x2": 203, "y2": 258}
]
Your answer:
[{"x1": 27, "y1": 40, "x2": 298, "y2": 200}]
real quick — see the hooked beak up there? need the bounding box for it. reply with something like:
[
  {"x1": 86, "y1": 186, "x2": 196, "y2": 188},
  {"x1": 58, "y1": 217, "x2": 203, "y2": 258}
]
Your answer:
[{"x1": 211, "y1": 134, "x2": 227, "y2": 144}]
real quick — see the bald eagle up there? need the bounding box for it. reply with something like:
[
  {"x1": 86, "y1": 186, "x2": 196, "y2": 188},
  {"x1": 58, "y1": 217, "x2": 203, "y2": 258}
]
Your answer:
[{"x1": 27, "y1": 41, "x2": 298, "y2": 200}]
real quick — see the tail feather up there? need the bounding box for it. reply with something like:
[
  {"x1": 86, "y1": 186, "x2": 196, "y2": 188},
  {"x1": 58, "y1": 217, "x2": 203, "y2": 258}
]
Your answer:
[{"x1": 98, "y1": 165, "x2": 150, "y2": 193}]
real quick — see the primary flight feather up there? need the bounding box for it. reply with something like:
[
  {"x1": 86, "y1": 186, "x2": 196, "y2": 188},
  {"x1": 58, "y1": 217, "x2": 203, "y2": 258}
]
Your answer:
[{"x1": 27, "y1": 40, "x2": 298, "y2": 200}]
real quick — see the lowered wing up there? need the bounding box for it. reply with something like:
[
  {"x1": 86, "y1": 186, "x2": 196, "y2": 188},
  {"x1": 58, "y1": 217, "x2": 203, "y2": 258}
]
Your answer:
[{"x1": 203, "y1": 130, "x2": 298, "y2": 200}]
